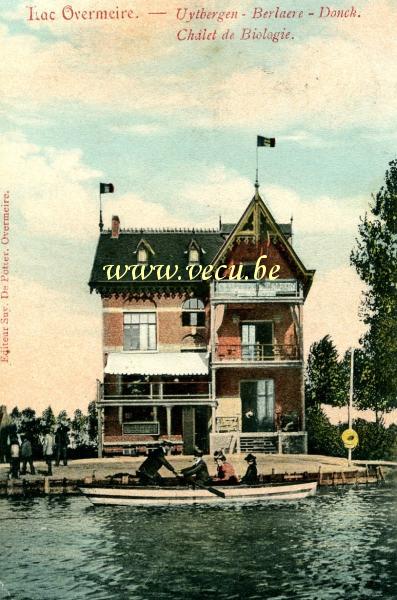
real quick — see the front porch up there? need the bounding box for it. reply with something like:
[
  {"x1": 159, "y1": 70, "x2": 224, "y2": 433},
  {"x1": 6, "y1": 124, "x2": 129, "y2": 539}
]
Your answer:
[{"x1": 210, "y1": 430, "x2": 308, "y2": 455}]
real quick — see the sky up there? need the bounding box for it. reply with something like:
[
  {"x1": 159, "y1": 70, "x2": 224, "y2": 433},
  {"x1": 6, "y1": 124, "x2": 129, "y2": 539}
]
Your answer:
[{"x1": 1, "y1": 0, "x2": 396, "y2": 416}]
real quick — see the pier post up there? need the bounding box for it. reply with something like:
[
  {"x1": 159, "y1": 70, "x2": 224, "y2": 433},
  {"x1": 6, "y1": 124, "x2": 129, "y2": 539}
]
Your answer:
[{"x1": 277, "y1": 432, "x2": 282, "y2": 454}]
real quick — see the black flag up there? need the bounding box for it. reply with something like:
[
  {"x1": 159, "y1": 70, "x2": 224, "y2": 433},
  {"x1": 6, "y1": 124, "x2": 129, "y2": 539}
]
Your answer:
[
  {"x1": 257, "y1": 136, "x2": 275, "y2": 147},
  {"x1": 100, "y1": 183, "x2": 114, "y2": 194}
]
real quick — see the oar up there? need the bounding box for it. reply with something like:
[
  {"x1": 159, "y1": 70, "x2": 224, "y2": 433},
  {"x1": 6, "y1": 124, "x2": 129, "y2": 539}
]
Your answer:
[{"x1": 177, "y1": 473, "x2": 225, "y2": 499}]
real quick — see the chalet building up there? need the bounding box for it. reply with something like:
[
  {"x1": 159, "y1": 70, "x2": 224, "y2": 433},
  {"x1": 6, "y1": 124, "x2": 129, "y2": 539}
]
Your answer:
[{"x1": 89, "y1": 189, "x2": 314, "y2": 456}]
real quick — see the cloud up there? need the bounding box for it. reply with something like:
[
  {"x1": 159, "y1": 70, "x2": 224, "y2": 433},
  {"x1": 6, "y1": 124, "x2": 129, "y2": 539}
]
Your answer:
[
  {"x1": 264, "y1": 185, "x2": 368, "y2": 234},
  {"x1": 277, "y1": 131, "x2": 328, "y2": 147},
  {"x1": 102, "y1": 194, "x2": 190, "y2": 229},
  {"x1": 304, "y1": 265, "x2": 367, "y2": 356},
  {"x1": 178, "y1": 165, "x2": 254, "y2": 223},
  {"x1": 2, "y1": 1, "x2": 397, "y2": 131},
  {"x1": 0, "y1": 131, "x2": 101, "y2": 240},
  {"x1": 110, "y1": 124, "x2": 163, "y2": 135},
  {"x1": 1, "y1": 278, "x2": 102, "y2": 414}
]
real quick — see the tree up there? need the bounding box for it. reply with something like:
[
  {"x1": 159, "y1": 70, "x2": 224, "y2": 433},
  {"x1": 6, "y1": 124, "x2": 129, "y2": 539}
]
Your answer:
[
  {"x1": 305, "y1": 335, "x2": 347, "y2": 409},
  {"x1": 351, "y1": 159, "x2": 397, "y2": 415},
  {"x1": 40, "y1": 406, "x2": 56, "y2": 433},
  {"x1": 72, "y1": 409, "x2": 88, "y2": 447},
  {"x1": 57, "y1": 410, "x2": 69, "y2": 424},
  {"x1": 87, "y1": 400, "x2": 98, "y2": 444}
]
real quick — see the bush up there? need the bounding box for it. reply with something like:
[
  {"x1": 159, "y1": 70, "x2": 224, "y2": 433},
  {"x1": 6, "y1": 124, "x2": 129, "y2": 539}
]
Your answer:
[
  {"x1": 306, "y1": 406, "x2": 345, "y2": 457},
  {"x1": 306, "y1": 407, "x2": 397, "y2": 460}
]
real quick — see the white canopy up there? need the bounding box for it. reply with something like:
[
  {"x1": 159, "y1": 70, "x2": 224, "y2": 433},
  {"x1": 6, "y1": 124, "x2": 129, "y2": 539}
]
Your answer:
[{"x1": 104, "y1": 352, "x2": 209, "y2": 376}]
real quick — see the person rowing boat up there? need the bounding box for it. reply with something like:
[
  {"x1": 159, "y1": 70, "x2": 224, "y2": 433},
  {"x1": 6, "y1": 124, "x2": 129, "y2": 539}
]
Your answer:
[
  {"x1": 180, "y1": 447, "x2": 211, "y2": 485},
  {"x1": 137, "y1": 441, "x2": 177, "y2": 485}
]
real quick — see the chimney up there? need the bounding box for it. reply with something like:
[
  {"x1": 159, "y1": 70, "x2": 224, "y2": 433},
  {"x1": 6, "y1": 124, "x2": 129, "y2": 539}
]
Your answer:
[{"x1": 111, "y1": 215, "x2": 120, "y2": 239}]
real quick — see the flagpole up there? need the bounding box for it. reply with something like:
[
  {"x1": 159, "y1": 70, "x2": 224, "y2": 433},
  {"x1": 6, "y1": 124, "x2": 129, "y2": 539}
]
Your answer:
[
  {"x1": 255, "y1": 144, "x2": 259, "y2": 190},
  {"x1": 99, "y1": 191, "x2": 103, "y2": 232},
  {"x1": 348, "y1": 348, "x2": 354, "y2": 466}
]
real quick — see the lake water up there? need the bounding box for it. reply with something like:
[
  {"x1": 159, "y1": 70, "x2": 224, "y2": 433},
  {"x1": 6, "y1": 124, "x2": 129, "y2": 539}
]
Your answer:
[{"x1": 0, "y1": 486, "x2": 396, "y2": 600}]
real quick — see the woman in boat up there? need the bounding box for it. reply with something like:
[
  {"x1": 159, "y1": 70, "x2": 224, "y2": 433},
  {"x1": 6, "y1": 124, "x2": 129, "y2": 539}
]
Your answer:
[
  {"x1": 241, "y1": 453, "x2": 259, "y2": 485},
  {"x1": 137, "y1": 441, "x2": 176, "y2": 485},
  {"x1": 180, "y1": 448, "x2": 210, "y2": 485},
  {"x1": 213, "y1": 451, "x2": 239, "y2": 485}
]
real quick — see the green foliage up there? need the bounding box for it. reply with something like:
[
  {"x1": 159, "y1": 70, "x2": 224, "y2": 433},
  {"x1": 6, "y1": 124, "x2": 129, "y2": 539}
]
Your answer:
[
  {"x1": 40, "y1": 406, "x2": 56, "y2": 432},
  {"x1": 306, "y1": 407, "x2": 397, "y2": 461},
  {"x1": 351, "y1": 158, "x2": 397, "y2": 412},
  {"x1": 306, "y1": 406, "x2": 345, "y2": 457},
  {"x1": 87, "y1": 400, "x2": 98, "y2": 443},
  {"x1": 305, "y1": 335, "x2": 348, "y2": 409},
  {"x1": 352, "y1": 419, "x2": 397, "y2": 461},
  {"x1": 57, "y1": 410, "x2": 69, "y2": 424}
]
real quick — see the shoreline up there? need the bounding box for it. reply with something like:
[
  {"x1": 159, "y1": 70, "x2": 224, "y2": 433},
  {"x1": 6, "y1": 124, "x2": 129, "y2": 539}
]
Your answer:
[{"x1": 0, "y1": 454, "x2": 391, "y2": 497}]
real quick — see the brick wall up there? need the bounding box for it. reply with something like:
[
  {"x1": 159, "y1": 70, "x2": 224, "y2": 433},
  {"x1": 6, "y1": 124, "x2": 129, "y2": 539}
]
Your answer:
[
  {"x1": 102, "y1": 293, "x2": 210, "y2": 350},
  {"x1": 217, "y1": 303, "x2": 296, "y2": 347},
  {"x1": 222, "y1": 240, "x2": 297, "y2": 279},
  {"x1": 216, "y1": 366, "x2": 303, "y2": 416}
]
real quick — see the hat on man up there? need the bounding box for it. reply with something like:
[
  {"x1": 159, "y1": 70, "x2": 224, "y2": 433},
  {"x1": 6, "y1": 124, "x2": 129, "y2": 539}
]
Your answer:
[
  {"x1": 244, "y1": 453, "x2": 256, "y2": 462},
  {"x1": 214, "y1": 450, "x2": 226, "y2": 461},
  {"x1": 193, "y1": 447, "x2": 203, "y2": 457}
]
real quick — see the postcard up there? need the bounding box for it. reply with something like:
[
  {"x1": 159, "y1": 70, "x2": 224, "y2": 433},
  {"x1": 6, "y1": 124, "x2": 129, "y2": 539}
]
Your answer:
[{"x1": 0, "y1": 0, "x2": 396, "y2": 598}]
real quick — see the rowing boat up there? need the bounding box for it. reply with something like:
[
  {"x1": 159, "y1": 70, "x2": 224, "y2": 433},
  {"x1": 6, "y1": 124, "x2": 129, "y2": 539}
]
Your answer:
[{"x1": 79, "y1": 481, "x2": 318, "y2": 506}]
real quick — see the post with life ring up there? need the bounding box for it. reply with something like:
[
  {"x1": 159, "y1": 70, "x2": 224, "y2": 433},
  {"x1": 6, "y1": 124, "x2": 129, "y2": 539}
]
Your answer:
[{"x1": 343, "y1": 348, "x2": 358, "y2": 466}]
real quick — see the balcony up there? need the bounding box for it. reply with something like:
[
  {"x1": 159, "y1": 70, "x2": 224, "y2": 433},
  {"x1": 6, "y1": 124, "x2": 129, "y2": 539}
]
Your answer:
[
  {"x1": 211, "y1": 279, "x2": 303, "y2": 303},
  {"x1": 215, "y1": 343, "x2": 300, "y2": 363},
  {"x1": 100, "y1": 380, "x2": 212, "y2": 405}
]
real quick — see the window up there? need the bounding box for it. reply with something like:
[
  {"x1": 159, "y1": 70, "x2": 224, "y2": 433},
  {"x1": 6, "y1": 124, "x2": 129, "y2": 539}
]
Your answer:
[
  {"x1": 241, "y1": 322, "x2": 273, "y2": 359},
  {"x1": 189, "y1": 247, "x2": 200, "y2": 264},
  {"x1": 137, "y1": 247, "x2": 148, "y2": 263},
  {"x1": 182, "y1": 298, "x2": 205, "y2": 327},
  {"x1": 123, "y1": 313, "x2": 156, "y2": 351},
  {"x1": 241, "y1": 380, "x2": 275, "y2": 432}
]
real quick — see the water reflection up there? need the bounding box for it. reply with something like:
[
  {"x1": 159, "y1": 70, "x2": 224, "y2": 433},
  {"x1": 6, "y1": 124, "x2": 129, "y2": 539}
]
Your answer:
[{"x1": 0, "y1": 487, "x2": 396, "y2": 599}]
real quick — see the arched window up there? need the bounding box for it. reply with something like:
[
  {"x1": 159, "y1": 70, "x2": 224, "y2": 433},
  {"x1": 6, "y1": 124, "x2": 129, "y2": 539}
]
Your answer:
[{"x1": 182, "y1": 298, "x2": 205, "y2": 327}]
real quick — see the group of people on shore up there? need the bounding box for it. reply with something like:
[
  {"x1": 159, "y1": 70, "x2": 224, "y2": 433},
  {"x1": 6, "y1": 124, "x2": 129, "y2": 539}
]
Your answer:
[
  {"x1": 7, "y1": 423, "x2": 70, "y2": 479},
  {"x1": 137, "y1": 441, "x2": 259, "y2": 487}
]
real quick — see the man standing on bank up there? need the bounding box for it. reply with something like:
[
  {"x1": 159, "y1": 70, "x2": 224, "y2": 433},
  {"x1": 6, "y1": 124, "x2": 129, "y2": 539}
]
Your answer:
[
  {"x1": 137, "y1": 441, "x2": 177, "y2": 485},
  {"x1": 21, "y1": 436, "x2": 35, "y2": 475},
  {"x1": 42, "y1": 429, "x2": 55, "y2": 476},
  {"x1": 180, "y1": 448, "x2": 211, "y2": 485},
  {"x1": 55, "y1": 422, "x2": 70, "y2": 467}
]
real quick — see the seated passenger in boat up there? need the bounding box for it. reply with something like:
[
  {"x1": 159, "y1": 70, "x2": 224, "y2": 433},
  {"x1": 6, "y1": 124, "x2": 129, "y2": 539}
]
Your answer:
[
  {"x1": 137, "y1": 441, "x2": 176, "y2": 485},
  {"x1": 180, "y1": 448, "x2": 211, "y2": 485},
  {"x1": 213, "y1": 451, "x2": 239, "y2": 485},
  {"x1": 241, "y1": 453, "x2": 259, "y2": 485}
]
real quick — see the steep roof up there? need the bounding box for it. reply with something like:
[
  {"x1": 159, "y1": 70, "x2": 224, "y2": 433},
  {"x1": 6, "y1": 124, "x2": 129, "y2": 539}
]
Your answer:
[
  {"x1": 89, "y1": 229, "x2": 225, "y2": 292},
  {"x1": 211, "y1": 192, "x2": 314, "y2": 294}
]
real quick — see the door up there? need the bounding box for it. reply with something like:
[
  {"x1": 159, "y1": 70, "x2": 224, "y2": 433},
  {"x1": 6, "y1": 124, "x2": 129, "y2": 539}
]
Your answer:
[
  {"x1": 241, "y1": 322, "x2": 273, "y2": 359},
  {"x1": 241, "y1": 380, "x2": 275, "y2": 432}
]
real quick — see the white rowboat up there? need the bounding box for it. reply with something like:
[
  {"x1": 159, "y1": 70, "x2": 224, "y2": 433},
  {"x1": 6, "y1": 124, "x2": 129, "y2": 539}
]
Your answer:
[{"x1": 79, "y1": 481, "x2": 318, "y2": 506}]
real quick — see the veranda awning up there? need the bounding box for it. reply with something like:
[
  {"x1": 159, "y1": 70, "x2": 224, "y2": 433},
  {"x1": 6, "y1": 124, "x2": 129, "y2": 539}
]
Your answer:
[{"x1": 104, "y1": 352, "x2": 209, "y2": 376}]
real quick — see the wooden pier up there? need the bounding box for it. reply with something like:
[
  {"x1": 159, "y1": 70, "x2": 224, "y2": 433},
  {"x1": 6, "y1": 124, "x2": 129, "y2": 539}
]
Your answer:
[{"x1": 0, "y1": 464, "x2": 388, "y2": 498}]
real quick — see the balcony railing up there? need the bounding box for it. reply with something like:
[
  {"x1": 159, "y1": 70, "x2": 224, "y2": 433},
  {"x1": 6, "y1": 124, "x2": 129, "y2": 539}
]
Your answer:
[
  {"x1": 215, "y1": 343, "x2": 300, "y2": 362},
  {"x1": 101, "y1": 380, "x2": 212, "y2": 400},
  {"x1": 212, "y1": 279, "x2": 302, "y2": 301}
]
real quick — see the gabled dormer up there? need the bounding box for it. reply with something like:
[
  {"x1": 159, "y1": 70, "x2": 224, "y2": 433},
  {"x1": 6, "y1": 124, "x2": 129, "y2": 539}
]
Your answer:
[
  {"x1": 186, "y1": 238, "x2": 205, "y2": 265},
  {"x1": 211, "y1": 192, "x2": 314, "y2": 296},
  {"x1": 134, "y1": 238, "x2": 155, "y2": 264}
]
